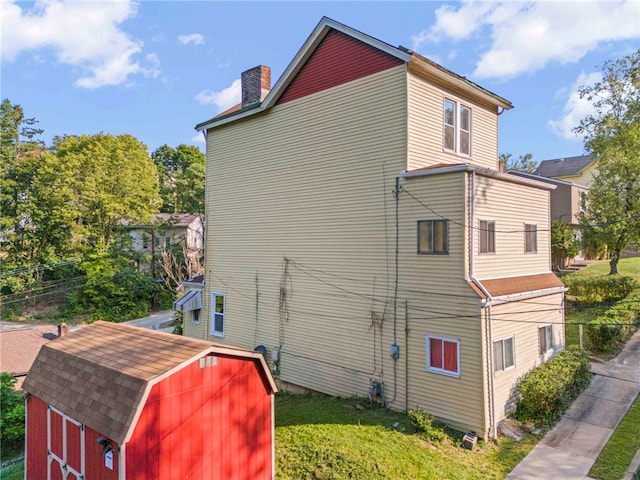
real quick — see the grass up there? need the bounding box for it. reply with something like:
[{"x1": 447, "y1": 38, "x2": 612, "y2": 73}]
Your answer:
[
  {"x1": 0, "y1": 461, "x2": 24, "y2": 480},
  {"x1": 563, "y1": 258, "x2": 640, "y2": 349},
  {"x1": 589, "y1": 394, "x2": 640, "y2": 480},
  {"x1": 275, "y1": 394, "x2": 537, "y2": 480}
]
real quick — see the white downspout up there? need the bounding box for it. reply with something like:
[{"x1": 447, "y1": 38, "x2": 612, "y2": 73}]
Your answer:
[{"x1": 474, "y1": 279, "x2": 496, "y2": 439}]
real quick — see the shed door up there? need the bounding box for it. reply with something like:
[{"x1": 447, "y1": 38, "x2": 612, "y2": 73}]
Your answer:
[{"x1": 47, "y1": 406, "x2": 85, "y2": 480}]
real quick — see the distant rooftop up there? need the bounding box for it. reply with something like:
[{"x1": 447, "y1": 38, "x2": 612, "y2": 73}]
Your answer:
[{"x1": 535, "y1": 155, "x2": 595, "y2": 178}]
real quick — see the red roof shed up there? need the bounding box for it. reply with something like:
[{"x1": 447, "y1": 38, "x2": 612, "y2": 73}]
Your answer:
[{"x1": 23, "y1": 321, "x2": 277, "y2": 480}]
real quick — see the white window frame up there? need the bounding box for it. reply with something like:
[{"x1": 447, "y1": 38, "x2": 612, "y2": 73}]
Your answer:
[
  {"x1": 479, "y1": 220, "x2": 496, "y2": 254},
  {"x1": 524, "y1": 224, "x2": 537, "y2": 253},
  {"x1": 443, "y1": 97, "x2": 472, "y2": 156},
  {"x1": 539, "y1": 325, "x2": 553, "y2": 355},
  {"x1": 493, "y1": 336, "x2": 515, "y2": 372},
  {"x1": 211, "y1": 292, "x2": 225, "y2": 337},
  {"x1": 418, "y1": 219, "x2": 449, "y2": 254},
  {"x1": 192, "y1": 308, "x2": 201, "y2": 325},
  {"x1": 426, "y1": 335, "x2": 460, "y2": 378}
]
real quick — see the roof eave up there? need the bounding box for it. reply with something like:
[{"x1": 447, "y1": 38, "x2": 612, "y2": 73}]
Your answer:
[{"x1": 401, "y1": 164, "x2": 556, "y2": 190}]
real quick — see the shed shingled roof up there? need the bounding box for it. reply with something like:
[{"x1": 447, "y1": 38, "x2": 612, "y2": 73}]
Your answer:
[
  {"x1": 535, "y1": 155, "x2": 595, "y2": 178},
  {"x1": 23, "y1": 321, "x2": 276, "y2": 444}
]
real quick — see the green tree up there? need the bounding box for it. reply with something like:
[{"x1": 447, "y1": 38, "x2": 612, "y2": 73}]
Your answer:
[
  {"x1": 499, "y1": 152, "x2": 537, "y2": 173},
  {"x1": 0, "y1": 373, "x2": 25, "y2": 461},
  {"x1": 575, "y1": 50, "x2": 640, "y2": 275},
  {"x1": 551, "y1": 220, "x2": 579, "y2": 269},
  {"x1": 53, "y1": 133, "x2": 161, "y2": 247},
  {"x1": 152, "y1": 144, "x2": 205, "y2": 214}
]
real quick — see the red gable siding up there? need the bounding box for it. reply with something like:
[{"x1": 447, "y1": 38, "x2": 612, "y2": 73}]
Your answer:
[{"x1": 277, "y1": 29, "x2": 403, "y2": 105}]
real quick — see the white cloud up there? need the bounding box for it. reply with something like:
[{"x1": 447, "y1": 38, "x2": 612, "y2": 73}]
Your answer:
[
  {"x1": 191, "y1": 133, "x2": 206, "y2": 144},
  {"x1": 548, "y1": 72, "x2": 602, "y2": 140},
  {"x1": 0, "y1": 0, "x2": 158, "y2": 88},
  {"x1": 414, "y1": 0, "x2": 640, "y2": 80},
  {"x1": 178, "y1": 33, "x2": 204, "y2": 46},
  {"x1": 195, "y1": 79, "x2": 241, "y2": 112}
]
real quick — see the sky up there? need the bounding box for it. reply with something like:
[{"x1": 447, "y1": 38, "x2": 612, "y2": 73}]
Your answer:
[{"x1": 2, "y1": 0, "x2": 639, "y2": 164}]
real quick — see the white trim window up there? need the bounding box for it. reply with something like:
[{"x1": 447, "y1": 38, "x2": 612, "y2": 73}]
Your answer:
[
  {"x1": 494, "y1": 336, "x2": 514, "y2": 372},
  {"x1": 211, "y1": 293, "x2": 225, "y2": 337},
  {"x1": 192, "y1": 308, "x2": 201, "y2": 325},
  {"x1": 525, "y1": 224, "x2": 537, "y2": 253},
  {"x1": 444, "y1": 98, "x2": 471, "y2": 156},
  {"x1": 539, "y1": 325, "x2": 553, "y2": 355},
  {"x1": 426, "y1": 335, "x2": 460, "y2": 377},
  {"x1": 418, "y1": 219, "x2": 449, "y2": 254},
  {"x1": 479, "y1": 220, "x2": 496, "y2": 254}
]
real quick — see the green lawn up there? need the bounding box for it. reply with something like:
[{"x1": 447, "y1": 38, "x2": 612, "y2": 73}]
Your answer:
[
  {"x1": 0, "y1": 461, "x2": 23, "y2": 480},
  {"x1": 275, "y1": 394, "x2": 537, "y2": 480},
  {"x1": 564, "y1": 258, "x2": 640, "y2": 349},
  {"x1": 589, "y1": 394, "x2": 640, "y2": 480}
]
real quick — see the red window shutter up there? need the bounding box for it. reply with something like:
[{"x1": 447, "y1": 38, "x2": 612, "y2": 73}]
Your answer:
[
  {"x1": 430, "y1": 338, "x2": 443, "y2": 369},
  {"x1": 444, "y1": 341, "x2": 458, "y2": 372}
]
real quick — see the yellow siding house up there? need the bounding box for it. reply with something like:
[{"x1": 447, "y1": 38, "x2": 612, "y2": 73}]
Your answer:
[{"x1": 190, "y1": 17, "x2": 566, "y2": 439}]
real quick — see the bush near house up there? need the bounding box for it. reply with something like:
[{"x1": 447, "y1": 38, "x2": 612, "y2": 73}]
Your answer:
[
  {"x1": 513, "y1": 347, "x2": 592, "y2": 426},
  {"x1": 586, "y1": 288, "x2": 640, "y2": 354},
  {"x1": 0, "y1": 373, "x2": 25, "y2": 461}
]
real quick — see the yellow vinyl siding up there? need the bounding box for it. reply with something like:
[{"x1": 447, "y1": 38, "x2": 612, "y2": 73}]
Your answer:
[
  {"x1": 473, "y1": 175, "x2": 551, "y2": 278},
  {"x1": 490, "y1": 294, "x2": 565, "y2": 422},
  {"x1": 399, "y1": 171, "x2": 488, "y2": 436},
  {"x1": 407, "y1": 72, "x2": 499, "y2": 171},
  {"x1": 204, "y1": 66, "x2": 409, "y2": 407}
]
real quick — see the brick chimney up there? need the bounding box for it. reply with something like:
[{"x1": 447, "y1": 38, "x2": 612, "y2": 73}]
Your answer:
[{"x1": 241, "y1": 65, "x2": 271, "y2": 108}]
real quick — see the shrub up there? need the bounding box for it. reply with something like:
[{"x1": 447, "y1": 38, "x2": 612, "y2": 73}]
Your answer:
[
  {"x1": 0, "y1": 373, "x2": 25, "y2": 461},
  {"x1": 513, "y1": 347, "x2": 592, "y2": 426},
  {"x1": 586, "y1": 288, "x2": 640, "y2": 353},
  {"x1": 564, "y1": 276, "x2": 636, "y2": 305},
  {"x1": 408, "y1": 408, "x2": 446, "y2": 442}
]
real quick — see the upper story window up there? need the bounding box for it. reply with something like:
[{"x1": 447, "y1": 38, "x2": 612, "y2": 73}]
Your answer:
[
  {"x1": 524, "y1": 224, "x2": 537, "y2": 253},
  {"x1": 479, "y1": 220, "x2": 495, "y2": 254},
  {"x1": 211, "y1": 292, "x2": 225, "y2": 337},
  {"x1": 444, "y1": 98, "x2": 471, "y2": 156},
  {"x1": 418, "y1": 220, "x2": 449, "y2": 254}
]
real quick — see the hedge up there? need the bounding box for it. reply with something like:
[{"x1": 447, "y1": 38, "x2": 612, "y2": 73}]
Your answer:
[
  {"x1": 513, "y1": 346, "x2": 592, "y2": 426},
  {"x1": 564, "y1": 275, "x2": 637, "y2": 305},
  {"x1": 586, "y1": 288, "x2": 640, "y2": 353}
]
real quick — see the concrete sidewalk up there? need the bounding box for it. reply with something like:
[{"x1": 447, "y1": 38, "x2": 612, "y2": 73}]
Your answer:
[{"x1": 506, "y1": 330, "x2": 640, "y2": 480}]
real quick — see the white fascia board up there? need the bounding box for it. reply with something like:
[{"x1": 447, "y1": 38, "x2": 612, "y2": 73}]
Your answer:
[
  {"x1": 488, "y1": 286, "x2": 568, "y2": 306},
  {"x1": 401, "y1": 164, "x2": 556, "y2": 190}
]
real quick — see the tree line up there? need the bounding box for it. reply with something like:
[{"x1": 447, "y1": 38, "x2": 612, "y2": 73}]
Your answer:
[{"x1": 0, "y1": 99, "x2": 205, "y2": 320}]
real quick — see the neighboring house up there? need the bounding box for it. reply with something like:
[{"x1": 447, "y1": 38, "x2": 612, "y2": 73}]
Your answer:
[
  {"x1": 174, "y1": 274, "x2": 205, "y2": 330},
  {"x1": 0, "y1": 324, "x2": 63, "y2": 390},
  {"x1": 24, "y1": 321, "x2": 277, "y2": 480},
  {"x1": 191, "y1": 17, "x2": 566, "y2": 439},
  {"x1": 535, "y1": 154, "x2": 597, "y2": 187},
  {"x1": 510, "y1": 171, "x2": 589, "y2": 267},
  {"x1": 121, "y1": 213, "x2": 204, "y2": 255}
]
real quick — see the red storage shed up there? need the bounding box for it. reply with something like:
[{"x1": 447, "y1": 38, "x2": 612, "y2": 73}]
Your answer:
[{"x1": 23, "y1": 321, "x2": 277, "y2": 480}]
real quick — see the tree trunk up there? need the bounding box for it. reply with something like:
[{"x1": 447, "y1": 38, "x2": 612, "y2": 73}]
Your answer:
[{"x1": 609, "y1": 254, "x2": 619, "y2": 275}]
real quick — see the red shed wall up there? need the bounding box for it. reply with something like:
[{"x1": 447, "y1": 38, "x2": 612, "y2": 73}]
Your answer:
[
  {"x1": 277, "y1": 29, "x2": 403, "y2": 105},
  {"x1": 26, "y1": 396, "x2": 120, "y2": 480},
  {"x1": 26, "y1": 395, "x2": 48, "y2": 479},
  {"x1": 126, "y1": 355, "x2": 273, "y2": 480}
]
